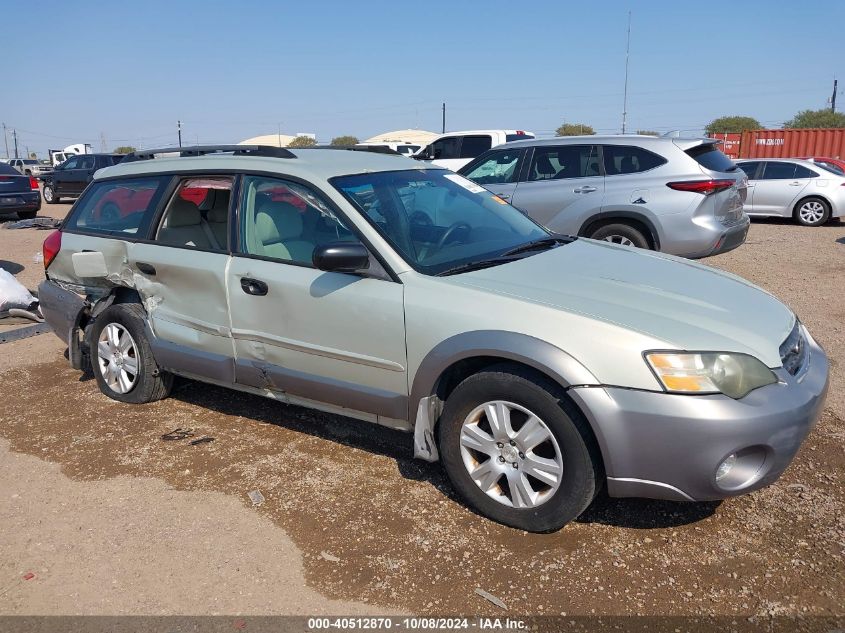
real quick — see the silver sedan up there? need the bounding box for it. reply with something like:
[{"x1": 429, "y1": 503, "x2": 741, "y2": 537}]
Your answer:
[{"x1": 736, "y1": 158, "x2": 845, "y2": 226}]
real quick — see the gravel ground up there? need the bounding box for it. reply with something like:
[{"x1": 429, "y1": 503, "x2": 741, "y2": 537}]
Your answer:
[{"x1": 0, "y1": 200, "x2": 843, "y2": 617}]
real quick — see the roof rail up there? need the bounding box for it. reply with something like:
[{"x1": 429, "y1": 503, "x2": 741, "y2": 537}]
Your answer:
[
  {"x1": 303, "y1": 145, "x2": 403, "y2": 156},
  {"x1": 122, "y1": 145, "x2": 296, "y2": 162}
]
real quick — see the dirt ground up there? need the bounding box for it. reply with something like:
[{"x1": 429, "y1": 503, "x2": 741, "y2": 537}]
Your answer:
[{"x1": 0, "y1": 198, "x2": 843, "y2": 617}]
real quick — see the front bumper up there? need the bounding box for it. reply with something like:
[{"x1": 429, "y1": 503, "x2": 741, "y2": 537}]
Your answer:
[{"x1": 568, "y1": 330, "x2": 829, "y2": 501}]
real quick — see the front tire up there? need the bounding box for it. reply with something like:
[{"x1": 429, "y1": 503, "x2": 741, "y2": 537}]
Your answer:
[
  {"x1": 43, "y1": 184, "x2": 59, "y2": 204},
  {"x1": 438, "y1": 364, "x2": 601, "y2": 532},
  {"x1": 89, "y1": 303, "x2": 172, "y2": 404},
  {"x1": 794, "y1": 197, "x2": 830, "y2": 227},
  {"x1": 588, "y1": 222, "x2": 650, "y2": 249}
]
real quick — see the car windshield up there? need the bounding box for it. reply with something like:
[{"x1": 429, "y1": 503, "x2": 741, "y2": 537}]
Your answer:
[
  {"x1": 815, "y1": 162, "x2": 844, "y2": 176},
  {"x1": 332, "y1": 169, "x2": 552, "y2": 276}
]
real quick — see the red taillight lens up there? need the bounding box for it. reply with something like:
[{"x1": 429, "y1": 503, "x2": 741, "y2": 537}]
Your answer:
[
  {"x1": 667, "y1": 179, "x2": 735, "y2": 195},
  {"x1": 29, "y1": 176, "x2": 39, "y2": 190},
  {"x1": 42, "y1": 230, "x2": 62, "y2": 270}
]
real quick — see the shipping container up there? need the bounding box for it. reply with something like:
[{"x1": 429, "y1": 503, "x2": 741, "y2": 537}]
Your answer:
[
  {"x1": 738, "y1": 128, "x2": 845, "y2": 159},
  {"x1": 709, "y1": 133, "x2": 741, "y2": 159}
]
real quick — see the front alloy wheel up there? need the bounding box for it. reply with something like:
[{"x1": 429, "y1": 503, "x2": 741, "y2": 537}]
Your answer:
[{"x1": 460, "y1": 400, "x2": 563, "y2": 509}]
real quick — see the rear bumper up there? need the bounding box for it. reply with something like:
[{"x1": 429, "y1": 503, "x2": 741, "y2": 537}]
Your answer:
[
  {"x1": 38, "y1": 279, "x2": 87, "y2": 347},
  {"x1": 0, "y1": 191, "x2": 41, "y2": 215},
  {"x1": 568, "y1": 329, "x2": 828, "y2": 502}
]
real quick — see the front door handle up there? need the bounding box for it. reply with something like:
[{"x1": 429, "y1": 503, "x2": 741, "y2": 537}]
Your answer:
[
  {"x1": 136, "y1": 262, "x2": 156, "y2": 275},
  {"x1": 240, "y1": 277, "x2": 268, "y2": 296},
  {"x1": 574, "y1": 186, "x2": 597, "y2": 193}
]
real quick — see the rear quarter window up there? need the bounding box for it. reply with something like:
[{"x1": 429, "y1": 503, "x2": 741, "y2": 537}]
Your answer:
[
  {"x1": 687, "y1": 144, "x2": 737, "y2": 172},
  {"x1": 63, "y1": 177, "x2": 170, "y2": 236}
]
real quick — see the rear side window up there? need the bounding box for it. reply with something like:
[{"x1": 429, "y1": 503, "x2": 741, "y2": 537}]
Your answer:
[
  {"x1": 528, "y1": 145, "x2": 600, "y2": 181},
  {"x1": 0, "y1": 162, "x2": 17, "y2": 175},
  {"x1": 603, "y1": 145, "x2": 666, "y2": 175},
  {"x1": 793, "y1": 165, "x2": 818, "y2": 179},
  {"x1": 155, "y1": 177, "x2": 233, "y2": 252},
  {"x1": 506, "y1": 133, "x2": 534, "y2": 142},
  {"x1": 686, "y1": 144, "x2": 736, "y2": 172},
  {"x1": 737, "y1": 161, "x2": 761, "y2": 179},
  {"x1": 64, "y1": 177, "x2": 169, "y2": 236},
  {"x1": 761, "y1": 162, "x2": 797, "y2": 180},
  {"x1": 459, "y1": 135, "x2": 492, "y2": 159}
]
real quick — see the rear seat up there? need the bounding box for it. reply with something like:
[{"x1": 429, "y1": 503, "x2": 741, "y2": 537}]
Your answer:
[
  {"x1": 206, "y1": 190, "x2": 230, "y2": 248},
  {"x1": 157, "y1": 198, "x2": 211, "y2": 249}
]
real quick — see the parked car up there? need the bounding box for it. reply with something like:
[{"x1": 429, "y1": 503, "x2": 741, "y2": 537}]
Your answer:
[
  {"x1": 414, "y1": 130, "x2": 534, "y2": 171},
  {"x1": 799, "y1": 156, "x2": 845, "y2": 177},
  {"x1": 7, "y1": 158, "x2": 52, "y2": 179},
  {"x1": 42, "y1": 153, "x2": 124, "y2": 203},
  {"x1": 0, "y1": 161, "x2": 41, "y2": 219},
  {"x1": 38, "y1": 144, "x2": 828, "y2": 532},
  {"x1": 735, "y1": 158, "x2": 845, "y2": 226},
  {"x1": 458, "y1": 135, "x2": 749, "y2": 258}
]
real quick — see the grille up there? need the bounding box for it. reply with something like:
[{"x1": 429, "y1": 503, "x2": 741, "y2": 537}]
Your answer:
[{"x1": 779, "y1": 322, "x2": 806, "y2": 376}]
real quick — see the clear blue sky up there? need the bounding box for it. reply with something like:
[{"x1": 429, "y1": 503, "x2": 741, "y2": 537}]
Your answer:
[{"x1": 2, "y1": 0, "x2": 843, "y2": 157}]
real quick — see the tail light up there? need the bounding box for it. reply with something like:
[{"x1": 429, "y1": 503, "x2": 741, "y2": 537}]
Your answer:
[
  {"x1": 667, "y1": 179, "x2": 735, "y2": 195},
  {"x1": 42, "y1": 230, "x2": 62, "y2": 270},
  {"x1": 29, "y1": 176, "x2": 39, "y2": 190}
]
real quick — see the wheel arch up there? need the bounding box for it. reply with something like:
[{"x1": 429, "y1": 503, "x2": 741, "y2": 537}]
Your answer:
[
  {"x1": 578, "y1": 210, "x2": 660, "y2": 250},
  {"x1": 792, "y1": 194, "x2": 832, "y2": 218},
  {"x1": 409, "y1": 331, "x2": 602, "y2": 462}
]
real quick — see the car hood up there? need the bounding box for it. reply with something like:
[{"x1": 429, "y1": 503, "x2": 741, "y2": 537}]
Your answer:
[{"x1": 445, "y1": 239, "x2": 794, "y2": 368}]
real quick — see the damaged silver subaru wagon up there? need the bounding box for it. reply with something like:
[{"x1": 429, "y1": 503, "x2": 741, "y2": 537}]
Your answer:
[{"x1": 39, "y1": 145, "x2": 829, "y2": 532}]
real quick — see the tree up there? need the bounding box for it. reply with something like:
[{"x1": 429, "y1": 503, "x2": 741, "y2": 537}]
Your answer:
[
  {"x1": 288, "y1": 135, "x2": 317, "y2": 148},
  {"x1": 29, "y1": 152, "x2": 38, "y2": 159},
  {"x1": 636, "y1": 130, "x2": 659, "y2": 136},
  {"x1": 784, "y1": 108, "x2": 845, "y2": 129},
  {"x1": 705, "y1": 116, "x2": 761, "y2": 136},
  {"x1": 555, "y1": 122, "x2": 595, "y2": 136},
  {"x1": 331, "y1": 135, "x2": 359, "y2": 146},
  {"x1": 113, "y1": 146, "x2": 137, "y2": 154}
]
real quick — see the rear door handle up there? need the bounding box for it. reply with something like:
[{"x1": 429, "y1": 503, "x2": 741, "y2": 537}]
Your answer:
[
  {"x1": 240, "y1": 277, "x2": 268, "y2": 296},
  {"x1": 788, "y1": 181, "x2": 802, "y2": 186},
  {"x1": 136, "y1": 262, "x2": 156, "y2": 275},
  {"x1": 574, "y1": 186, "x2": 597, "y2": 193}
]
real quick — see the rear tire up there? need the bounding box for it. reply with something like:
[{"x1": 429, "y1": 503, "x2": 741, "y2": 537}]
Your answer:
[
  {"x1": 89, "y1": 303, "x2": 172, "y2": 404},
  {"x1": 17, "y1": 211, "x2": 37, "y2": 220},
  {"x1": 588, "y1": 222, "x2": 650, "y2": 249},
  {"x1": 438, "y1": 364, "x2": 601, "y2": 532},
  {"x1": 43, "y1": 184, "x2": 59, "y2": 204},
  {"x1": 793, "y1": 197, "x2": 830, "y2": 227}
]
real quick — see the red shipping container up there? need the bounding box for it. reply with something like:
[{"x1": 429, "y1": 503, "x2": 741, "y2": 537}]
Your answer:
[
  {"x1": 738, "y1": 128, "x2": 845, "y2": 159},
  {"x1": 709, "y1": 133, "x2": 741, "y2": 159}
]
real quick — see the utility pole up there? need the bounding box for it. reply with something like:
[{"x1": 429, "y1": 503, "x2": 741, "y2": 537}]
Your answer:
[
  {"x1": 832, "y1": 78, "x2": 838, "y2": 113},
  {"x1": 12, "y1": 129, "x2": 19, "y2": 159},
  {"x1": 442, "y1": 103, "x2": 446, "y2": 133},
  {"x1": 2, "y1": 123, "x2": 8, "y2": 158},
  {"x1": 100, "y1": 132, "x2": 107, "y2": 152},
  {"x1": 177, "y1": 120, "x2": 182, "y2": 147},
  {"x1": 621, "y1": 10, "x2": 631, "y2": 134}
]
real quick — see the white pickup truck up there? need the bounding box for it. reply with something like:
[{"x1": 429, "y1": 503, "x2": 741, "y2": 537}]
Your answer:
[{"x1": 414, "y1": 130, "x2": 534, "y2": 171}]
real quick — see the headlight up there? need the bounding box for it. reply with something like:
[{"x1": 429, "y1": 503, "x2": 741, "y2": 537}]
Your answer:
[{"x1": 645, "y1": 352, "x2": 777, "y2": 399}]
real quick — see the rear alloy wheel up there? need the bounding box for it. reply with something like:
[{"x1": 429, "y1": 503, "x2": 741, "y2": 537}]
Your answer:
[
  {"x1": 794, "y1": 197, "x2": 830, "y2": 227},
  {"x1": 89, "y1": 303, "x2": 172, "y2": 404},
  {"x1": 588, "y1": 222, "x2": 650, "y2": 249},
  {"x1": 438, "y1": 364, "x2": 601, "y2": 532},
  {"x1": 42, "y1": 184, "x2": 59, "y2": 204}
]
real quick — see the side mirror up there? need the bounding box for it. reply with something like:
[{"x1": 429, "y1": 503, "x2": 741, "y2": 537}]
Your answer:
[
  {"x1": 312, "y1": 242, "x2": 370, "y2": 274},
  {"x1": 414, "y1": 147, "x2": 432, "y2": 161}
]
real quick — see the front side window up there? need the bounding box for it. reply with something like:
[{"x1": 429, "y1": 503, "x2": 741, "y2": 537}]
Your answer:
[
  {"x1": 462, "y1": 149, "x2": 523, "y2": 185},
  {"x1": 155, "y1": 177, "x2": 233, "y2": 251},
  {"x1": 64, "y1": 177, "x2": 168, "y2": 235},
  {"x1": 431, "y1": 137, "x2": 460, "y2": 160},
  {"x1": 79, "y1": 156, "x2": 96, "y2": 170},
  {"x1": 62, "y1": 157, "x2": 81, "y2": 170},
  {"x1": 603, "y1": 145, "x2": 666, "y2": 175},
  {"x1": 333, "y1": 170, "x2": 549, "y2": 276},
  {"x1": 761, "y1": 162, "x2": 797, "y2": 180},
  {"x1": 239, "y1": 176, "x2": 354, "y2": 265},
  {"x1": 528, "y1": 145, "x2": 600, "y2": 181}
]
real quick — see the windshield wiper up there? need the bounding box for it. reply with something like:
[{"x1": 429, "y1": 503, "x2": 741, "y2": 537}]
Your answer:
[
  {"x1": 501, "y1": 235, "x2": 575, "y2": 257},
  {"x1": 435, "y1": 256, "x2": 519, "y2": 277}
]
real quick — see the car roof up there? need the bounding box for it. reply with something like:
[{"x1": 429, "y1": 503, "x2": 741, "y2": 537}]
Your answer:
[
  {"x1": 499, "y1": 134, "x2": 713, "y2": 149},
  {"x1": 95, "y1": 148, "x2": 437, "y2": 182}
]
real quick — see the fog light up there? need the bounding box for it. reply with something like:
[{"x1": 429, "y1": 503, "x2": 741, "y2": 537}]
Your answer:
[{"x1": 715, "y1": 454, "x2": 737, "y2": 482}]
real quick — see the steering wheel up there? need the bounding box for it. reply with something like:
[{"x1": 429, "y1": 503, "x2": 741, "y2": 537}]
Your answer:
[
  {"x1": 410, "y1": 211, "x2": 433, "y2": 226},
  {"x1": 434, "y1": 221, "x2": 472, "y2": 252}
]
